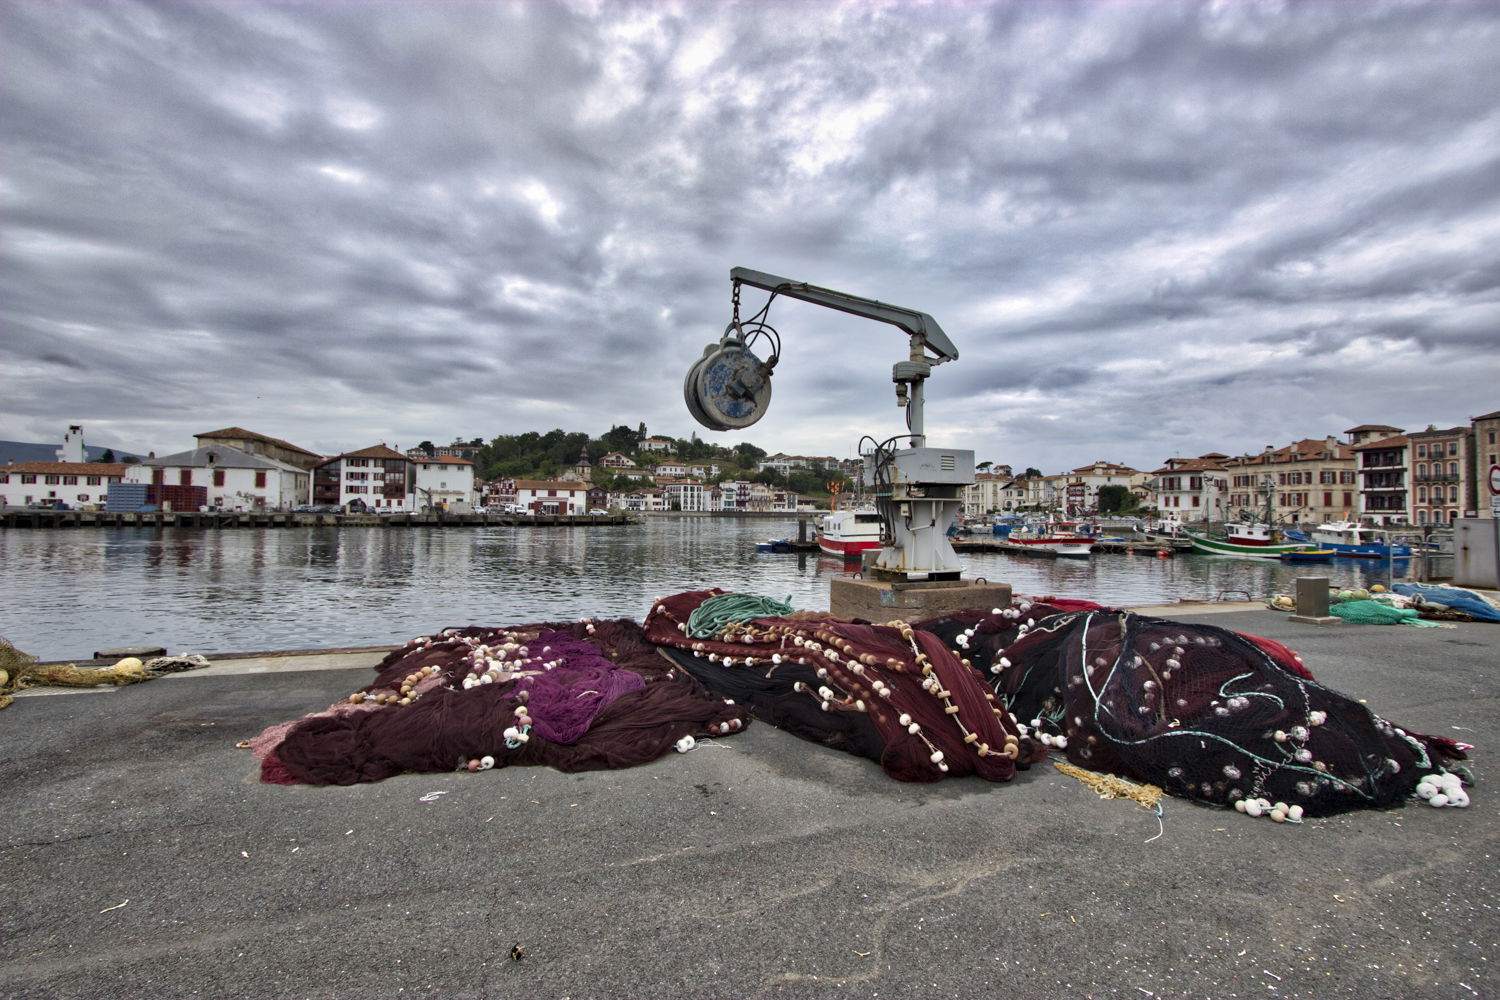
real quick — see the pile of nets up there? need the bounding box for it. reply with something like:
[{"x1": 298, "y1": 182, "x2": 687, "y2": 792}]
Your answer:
[
  {"x1": 1392, "y1": 583, "x2": 1500, "y2": 623},
  {"x1": 922, "y1": 604, "x2": 1468, "y2": 816},
  {"x1": 1, "y1": 637, "x2": 209, "y2": 710},
  {"x1": 249, "y1": 619, "x2": 746, "y2": 785},
  {"x1": 1328, "y1": 600, "x2": 1437, "y2": 626},
  {"x1": 245, "y1": 591, "x2": 1472, "y2": 817}
]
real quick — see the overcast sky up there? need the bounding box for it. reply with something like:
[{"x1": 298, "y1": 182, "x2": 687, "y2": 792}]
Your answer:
[{"x1": 3, "y1": 0, "x2": 1498, "y2": 475}]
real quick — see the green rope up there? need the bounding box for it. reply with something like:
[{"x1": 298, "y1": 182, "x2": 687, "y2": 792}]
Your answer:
[{"x1": 686, "y1": 593, "x2": 796, "y2": 639}]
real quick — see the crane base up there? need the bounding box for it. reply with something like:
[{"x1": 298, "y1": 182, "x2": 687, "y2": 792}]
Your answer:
[{"x1": 829, "y1": 576, "x2": 1013, "y2": 625}]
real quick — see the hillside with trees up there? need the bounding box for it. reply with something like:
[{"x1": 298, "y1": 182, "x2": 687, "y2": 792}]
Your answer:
[{"x1": 462, "y1": 425, "x2": 851, "y2": 497}]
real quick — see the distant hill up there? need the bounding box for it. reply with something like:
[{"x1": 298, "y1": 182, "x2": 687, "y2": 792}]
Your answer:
[{"x1": 0, "y1": 440, "x2": 147, "y2": 465}]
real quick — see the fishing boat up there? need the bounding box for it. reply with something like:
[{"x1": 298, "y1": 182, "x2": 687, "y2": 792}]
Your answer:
[
  {"x1": 1279, "y1": 548, "x2": 1336, "y2": 563},
  {"x1": 754, "y1": 538, "x2": 793, "y2": 553},
  {"x1": 1308, "y1": 521, "x2": 1413, "y2": 559},
  {"x1": 817, "y1": 508, "x2": 884, "y2": 558},
  {"x1": 1187, "y1": 521, "x2": 1312, "y2": 558},
  {"x1": 1006, "y1": 520, "x2": 1095, "y2": 557}
]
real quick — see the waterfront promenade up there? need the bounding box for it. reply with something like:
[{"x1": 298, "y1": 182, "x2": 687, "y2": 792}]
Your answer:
[{"x1": 3, "y1": 603, "x2": 1495, "y2": 1000}]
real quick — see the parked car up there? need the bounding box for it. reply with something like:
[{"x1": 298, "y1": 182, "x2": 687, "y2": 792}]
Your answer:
[{"x1": 588, "y1": 508, "x2": 609, "y2": 515}]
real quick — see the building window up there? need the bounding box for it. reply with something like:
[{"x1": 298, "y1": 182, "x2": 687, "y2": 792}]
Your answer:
[
  {"x1": 87, "y1": 476, "x2": 101, "y2": 485},
  {"x1": 213, "y1": 469, "x2": 225, "y2": 487},
  {"x1": 1418, "y1": 487, "x2": 1427, "y2": 502},
  {"x1": 1416, "y1": 445, "x2": 1427, "y2": 457},
  {"x1": 63, "y1": 475, "x2": 78, "y2": 485},
  {"x1": 1448, "y1": 462, "x2": 1458, "y2": 477},
  {"x1": 255, "y1": 472, "x2": 266, "y2": 489},
  {"x1": 180, "y1": 470, "x2": 192, "y2": 486}
]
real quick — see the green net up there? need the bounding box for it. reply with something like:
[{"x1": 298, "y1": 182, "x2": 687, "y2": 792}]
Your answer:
[
  {"x1": 685, "y1": 593, "x2": 796, "y2": 638},
  {"x1": 1329, "y1": 600, "x2": 1442, "y2": 627}
]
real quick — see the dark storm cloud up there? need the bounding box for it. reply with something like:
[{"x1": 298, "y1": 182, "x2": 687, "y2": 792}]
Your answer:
[{"x1": 2, "y1": 0, "x2": 1497, "y2": 473}]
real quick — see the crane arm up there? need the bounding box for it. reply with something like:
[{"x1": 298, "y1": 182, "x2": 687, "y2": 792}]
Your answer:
[{"x1": 730, "y1": 267, "x2": 959, "y2": 364}]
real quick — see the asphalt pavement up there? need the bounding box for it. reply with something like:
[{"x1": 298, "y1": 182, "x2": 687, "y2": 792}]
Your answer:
[{"x1": 2, "y1": 604, "x2": 1496, "y2": 1000}]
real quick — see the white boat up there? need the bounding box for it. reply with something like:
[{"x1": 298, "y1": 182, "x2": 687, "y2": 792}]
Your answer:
[
  {"x1": 1006, "y1": 520, "x2": 1094, "y2": 557},
  {"x1": 817, "y1": 509, "x2": 884, "y2": 558},
  {"x1": 1308, "y1": 521, "x2": 1413, "y2": 559}
]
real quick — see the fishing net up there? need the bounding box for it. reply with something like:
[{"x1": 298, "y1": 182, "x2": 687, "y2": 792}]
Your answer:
[
  {"x1": 0, "y1": 637, "x2": 208, "y2": 710},
  {"x1": 644, "y1": 590, "x2": 1046, "y2": 782},
  {"x1": 933, "y1": 606, "x2": 1468, "y2": 816},
  {"x1": 1392, "y1": 584, "x2": 1500, "y2": 623},
  {"x1": 1328, "y1": 600, "x2": 1434, "y2": 626},
  {"x1": 251, "y1": 619, "x2": 747, "y2": 786}
]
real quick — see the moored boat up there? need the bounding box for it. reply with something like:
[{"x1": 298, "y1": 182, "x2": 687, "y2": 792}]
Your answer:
[
  {"x1": 1279, "y1": 548, "x2": 1336, "y2": 563},
  {"x1": 1186, "y1": 521, "x2": 1311, "y2": 558},
  {"x1": 1007, "y1": 520, "x2": 1094, "y2": 557},
  {"x1": 817, "y1": 509, "x2": 883, "y2": 558},
  {"x1": 1308, "y1": 521, "x2": 1413, "y2": 559}
]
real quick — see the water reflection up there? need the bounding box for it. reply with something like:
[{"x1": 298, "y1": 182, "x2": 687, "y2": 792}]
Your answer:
[{"x1": 0, "y1": 519, "x2": 1446, "y2": 660}]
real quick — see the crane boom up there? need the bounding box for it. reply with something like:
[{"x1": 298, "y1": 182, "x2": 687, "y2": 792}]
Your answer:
[{"x1": 730, "y1": 267, "x2": 959, "y2": 364}]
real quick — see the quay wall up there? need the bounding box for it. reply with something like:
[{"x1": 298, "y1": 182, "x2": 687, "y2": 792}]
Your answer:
[{"x1": 0, "y1": 509, "x2": 635, "y2": 530}]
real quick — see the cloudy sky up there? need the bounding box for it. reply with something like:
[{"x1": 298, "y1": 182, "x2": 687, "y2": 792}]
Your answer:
[{"x1": 3, "y1": 0, "x2": 1498, "y2": 475}]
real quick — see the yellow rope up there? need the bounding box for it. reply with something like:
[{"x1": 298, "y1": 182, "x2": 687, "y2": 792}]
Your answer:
[{"x1": 1053, "y1": 760, "x2": 1164, "y2": 809}]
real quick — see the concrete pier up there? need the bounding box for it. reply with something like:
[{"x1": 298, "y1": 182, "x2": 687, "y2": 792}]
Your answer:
[{"x1": 3, "y1": 602, "x2": 1495, "y2": 999}]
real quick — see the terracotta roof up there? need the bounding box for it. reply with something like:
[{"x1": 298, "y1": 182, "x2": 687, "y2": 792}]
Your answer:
[
  {"x1": 1473, "y1": 410, "x2": 1500, "y2": 421},
  {"x1": 1350, "y1": 434, "x2": 1409, "y2": 450},
  {"x1": 1150, "y1": 458, "x2": 1227, "y2": 474},
  {"x1": 195, "y1": 427, "x2": 319, "y2": 457},
  {"x1": 510, "y1": 480, "x2": 588, "y2": 491},
  {"x1": 413, "y1": 455, "x2": 473, "y2": 465},
  {"x1": 338, "y1": 444, "x2": 410, "y2": 461},
  {"x1": 1344, "y1": 424, "x2": 1403, "y2": 434},
  {"x1": 2, "y1": 461, "x2": 127, "y2": 475}
]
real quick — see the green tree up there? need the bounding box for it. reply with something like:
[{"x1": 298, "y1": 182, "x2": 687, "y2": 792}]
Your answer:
[
  {"x1": 1096, "y1": 484, "x2": 1134, "y2": 514},
  {"x1": 417, "y1": 440, "x2": 436, "y2": 456},
  {"x1": 100, "y1": 448, "x2": 116, "y2": 463},
  {"x1": 1024, "y1": 467, "x2": 1043, "y2": 479}
]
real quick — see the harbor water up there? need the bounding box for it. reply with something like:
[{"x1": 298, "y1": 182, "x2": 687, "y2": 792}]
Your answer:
[{"x1": 1, "y1": 517, "x2": 1435, "y2": 661}]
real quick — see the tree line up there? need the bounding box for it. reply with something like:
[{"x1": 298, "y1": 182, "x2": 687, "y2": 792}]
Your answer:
[{"x1": 418, "y1": 425, "x2": 852, "y2": 497}]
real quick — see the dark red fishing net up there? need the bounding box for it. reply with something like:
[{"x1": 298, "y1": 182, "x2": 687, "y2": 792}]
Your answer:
[
  {"x1": 644, "y1": 590, "x2": 1044, "y2": 782},
  {"x1": 253, "y1": 619, "x2": 746, "y2": 786}
]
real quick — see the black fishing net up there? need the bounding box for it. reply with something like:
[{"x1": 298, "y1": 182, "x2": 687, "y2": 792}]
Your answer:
[{"x1": 925, "y1": 605, "x2": 1467, "y2": 816}]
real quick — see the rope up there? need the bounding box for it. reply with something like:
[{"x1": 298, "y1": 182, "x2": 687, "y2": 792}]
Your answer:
[
  {"x1": 685, "y1": 593, "x2": 796, "y2": 639},
  {"x1": 1053, "y1": 760, "x2": 1164, "y2": 810}
]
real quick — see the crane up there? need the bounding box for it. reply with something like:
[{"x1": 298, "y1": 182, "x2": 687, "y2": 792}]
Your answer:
[{"x1": 684, "y1": 267, "x2": 974, "y2": 580}]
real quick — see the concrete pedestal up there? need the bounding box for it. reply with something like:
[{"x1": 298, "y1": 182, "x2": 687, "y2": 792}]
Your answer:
[
  {"x1": 1288, "y1": 575, "x2": 1341, "y2": 626},
  {"x1": 829, "y1": 576, "x2": 1013, "y2": 624}
]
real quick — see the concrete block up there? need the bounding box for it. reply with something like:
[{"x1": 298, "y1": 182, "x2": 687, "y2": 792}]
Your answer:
[{"x1": 830, "y1": 577, "x2": 1013, "y2": 624}]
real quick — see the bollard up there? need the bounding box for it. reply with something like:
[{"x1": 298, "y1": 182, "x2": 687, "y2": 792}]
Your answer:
[{"x1": 1288, "y1": 576, "x2": 1339, "y2": 625}]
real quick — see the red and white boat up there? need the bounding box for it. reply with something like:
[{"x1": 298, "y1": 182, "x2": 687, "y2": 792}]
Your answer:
[
  {"x1": 817, "y1": 509, "x2": 884, "y2": 558},
  {"x1": 1005, "y1": 520, "x2": 1095, "y2": 558}
]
